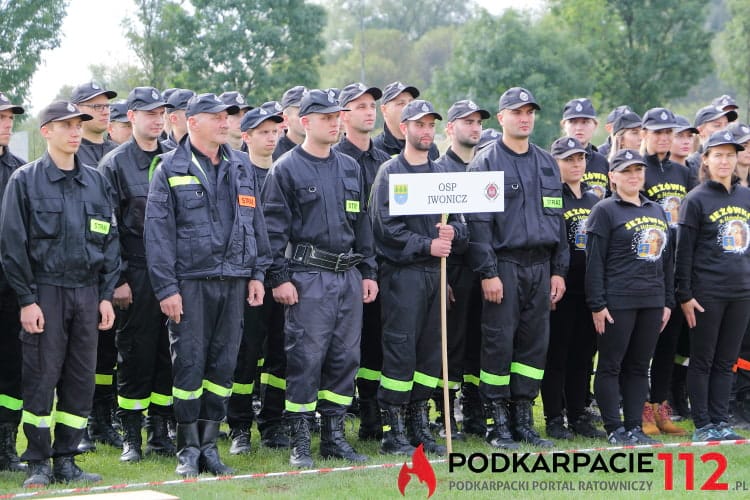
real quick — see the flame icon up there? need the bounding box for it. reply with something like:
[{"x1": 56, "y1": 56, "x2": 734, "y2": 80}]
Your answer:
[{"x1": 398, "y1": 444, "x2": 436, "y2": 498}]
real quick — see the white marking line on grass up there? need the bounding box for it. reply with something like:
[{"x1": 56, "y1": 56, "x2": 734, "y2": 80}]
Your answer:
[{"x1": 3, "y1": 439, "x2": 748, "y2": 499}]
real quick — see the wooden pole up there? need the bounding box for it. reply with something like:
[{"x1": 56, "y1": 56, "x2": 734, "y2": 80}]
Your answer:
[{"x1": 440, "y1": 213, "x2": 452, "y2": 455}]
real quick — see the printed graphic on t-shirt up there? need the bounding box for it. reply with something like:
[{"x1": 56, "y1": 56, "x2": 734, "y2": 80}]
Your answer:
[
  {"x1": 564, "y1": 207, "x2": 591, "y2": 251},
  {"x1": 582, "y1": 172, "x2": 608, "y2": 199},
  {"x1": 709, "y1": 206, "x2": 750, "y2": 254},
  {"x1": 646, "y1": 183, "x2": 687, "y2": 227},
  {"x1": 625, "y1": 216, "x2": 668, "y2": 261}
]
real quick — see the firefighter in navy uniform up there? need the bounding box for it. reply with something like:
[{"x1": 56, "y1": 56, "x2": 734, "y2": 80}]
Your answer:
[
  {"x1": 0, "y1": 101, "x2": 120, "y2": 487},
  {"x1": 0, "y1": 93, "x2": 26, "y2": 473},
  {"x1": 219, "y1": 91, "x2": 253, "y2": 151},
  {"x1": 107, "y1": 101, "x2": 132, "y2": 145},
  {"x1": 332, "y1": 82, "x2": 390, "y2": 441},
  {"x1": 161, "y1": 89, "x2": 195, "y2": 151},
  {"x1": 273, "y1": 86, "x2": 306, "y2": 161},
  {"x1": 433, "y1": 99, "x2": 490, "y2": 441},
  {"x1": 262, "y1": 89, "x2": 377, "y2": 468},
  {"x1": 226, "y1": 102, "x2": 285, "y2": 455},
  {"x1": 373, "y1": 82, "x2": 439, "y2": 160},
  {"x1": 466, "y1": 87, "x2": 568, "y2": 450},
  {"x1": 144, "y1": 93, "x2": 271, "y2": 477},
  {"x1": 371, "y1": 99, "x2": 468, "y2": 457},
  {"x1": 99, "y1": 87, "x2": 176, "y2": 463}
]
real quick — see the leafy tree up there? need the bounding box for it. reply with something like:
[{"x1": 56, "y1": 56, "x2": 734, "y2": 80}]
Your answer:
[
  {"x1": 0, "y1": 0, "x2": 69, "y2": 104},
  {"x1": 430, "y1": 9, "x2": 596, "y2": 147},
  {"x1": 89, "y1": 63, "x2": 147, "y2": 99},
  {"x1": 550, "y1": 0, "x2": 713, "y2": 112},
  {"x1": 716, "y1": 0, "x2": 750, "y2": 118}
]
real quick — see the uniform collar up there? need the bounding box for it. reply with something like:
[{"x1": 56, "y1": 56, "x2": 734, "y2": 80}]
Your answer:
[
  {"x1": 445, "y1": 147, "x2": 468, "y2": 166},
  {"x1": 612, "y1": 190, "x2": 651, "y2": 207},
  {"x1": 42, "y1": 152, "x2": 88, "y2": 185}
]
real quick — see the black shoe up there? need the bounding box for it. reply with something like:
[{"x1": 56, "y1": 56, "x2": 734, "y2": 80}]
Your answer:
[
  {"x1": 406, "y1": 401, "x2": 446, "y2": 456},
  {"x1": 77, "y1": 427, "x2": 96, "y2": 453},
  {"x1": 545, "y1": 416, "x2": 574, "y2": 440},
  {"x1": 484, "y1": 400, "x2": 519, "y2": 450},
  {"x1": 432, "y1": 390, "x2": 465, "y2": 441},
  {"x1": 669, "y1": 374, "x2": 691, "y2": 420},
  {"x1": 288, "y1": 417, "x2": 314, "y2": 468},
  {"x1": 198, "y1": 420, "x2": 234, "y2": 476},
  {"x1": 119, "y1": 412, "x2": 143, "y2": 463},
  {"x1": 22, "y1": 460, "x2": 52, "y2": 488},
  {"x1": 569, "y1": 414, "x2": 606, "y2": 439},
  {"x1": 380, "y1": 405, "x2": 415, "y2": 455},
  {"x1": 145, "y1": 415, "x2": 176, "y2": 456},
  {"x1": 0, "y1": 422, "x2": 27, "y2": 472},
  {"x1": 175, "y1": 422, "x2": 200, "y2": 477},
  {"x1": 729, "y1": 394, "x2": 750, "y2": 430},
  {"x1": 460, "y1": 384, "x2": 487, "y2": 437},
  {"x1": 357, "y1": 398, "x2": 382, "y2": 441},
  {"x1": 52, "y1": 455, "x2": 102, "y2": 484},
  {"x1": 229, "y1": 427, "x2": 252, "y2": 455},
  {"x1": 607, "y1": 426, "x2": 637, "y2": 445},
  {"x1": 260, "y1": 422, "x2": 290, "y2": 448},
  {"x1": 167, "y1": 416, "x2": 178, "y2": 441},
  {"x1": 510, "y1": 400, "x2": 553, "y2": 448},
  {"x1": 89, "y1": 402, "x2": 123, "y2": 448},
  {"x1": 320, "y1": 414, "x2": 368, "y2": 462},
  {"x1": 627, "y1": 426, "x2": 661, "y2": 445}
]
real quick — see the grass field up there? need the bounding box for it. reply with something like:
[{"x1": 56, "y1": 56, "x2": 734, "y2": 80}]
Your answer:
[{"x1": 1, "y1": 411, "x2": 749, "y2": 499}]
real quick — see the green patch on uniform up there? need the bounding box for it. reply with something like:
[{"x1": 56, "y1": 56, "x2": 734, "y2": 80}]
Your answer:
[
  {"x1": 542, "y1": 196, "x2": 563, "y2": 209},
  {"x1": 345, "y1": 200, "x2": 360, "y2": 213},
  {"x1": 90, "y1": 218, "x2": 110, "y2": 234}
]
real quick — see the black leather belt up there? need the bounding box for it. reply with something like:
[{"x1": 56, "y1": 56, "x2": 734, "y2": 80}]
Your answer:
[{"x1": 291, "y1": 243, "x2": 363, "y2": 272}]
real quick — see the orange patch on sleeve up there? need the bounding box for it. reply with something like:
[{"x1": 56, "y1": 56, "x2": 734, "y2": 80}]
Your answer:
[{"x1": 238, "y1": 195, "x2": 256, "y2": 208}]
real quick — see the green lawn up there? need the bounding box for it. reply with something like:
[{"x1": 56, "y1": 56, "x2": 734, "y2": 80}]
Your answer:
[{"x1": 1, "y1": 415, "x2": 749, "y2": 499}]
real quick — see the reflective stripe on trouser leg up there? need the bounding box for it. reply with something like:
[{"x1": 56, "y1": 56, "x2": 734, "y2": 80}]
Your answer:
[
  {"x1": 257, "y1": 293, "x2": 286, "y2": 432},
  {"x1": 0, "y1": 287, "x2": 22, "y2": 423},
  {"x1": 357, "y1": 296, "x2": 383, "y2": 400}
]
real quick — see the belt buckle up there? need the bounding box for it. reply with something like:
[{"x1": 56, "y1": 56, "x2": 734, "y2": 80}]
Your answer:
[
  {"x1": 292, "y1": 243, "x2": 311, "y2": 263},
  {"x1": 334, "y1": 253, "x2": 349, "y2": 272}
]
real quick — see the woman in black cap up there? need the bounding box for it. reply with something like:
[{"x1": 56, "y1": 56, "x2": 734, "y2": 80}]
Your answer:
[
  {"x1": 541, "y1": 137, "x2": 604, "y2": 440},
  {"x1": 676, "y1": 130, "x2": 750, "y2": 441},
  {"x1": 585, "y1": 149, "x2": 673, "y2": 444},
  {"x1": 607, "y1": 111, "x2": 642, "y2": 162}
]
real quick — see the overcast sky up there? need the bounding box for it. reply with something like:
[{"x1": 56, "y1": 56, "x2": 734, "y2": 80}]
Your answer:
[{"x1": 28, "y1": 0, "x2": 543, "y2": 112}]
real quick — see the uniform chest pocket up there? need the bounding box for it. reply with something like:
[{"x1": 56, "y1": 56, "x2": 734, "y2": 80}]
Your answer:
[
  {"x1": 237, "y1": 184, "x2": 257, "y2": 219},
  {"x1": 342, "y1": 177, "x2": 361, "y2": 221},
  {"x1": 85, "y1": 202, "x2": 113, "y2": 244},
  {"x1": 504, "y1": 177, "x2": 522, "y2": 199},
  {"x1": 295, "y1": 186, "x2": 319, "y2": 205},
  {"x1": 30, "y1": 198, "x2": 63, "y2": 239},
  {"x1": 540, "y1": 177, "x2": 563, "y2": 215}
]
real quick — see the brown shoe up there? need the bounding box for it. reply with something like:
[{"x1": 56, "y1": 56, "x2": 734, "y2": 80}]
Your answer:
[
  {"x1": 654, "y1": 401, "x2": 687, "y2": 435},
  {"x1": 642, "y1": 403, "x2": 660, "y2": 435}
]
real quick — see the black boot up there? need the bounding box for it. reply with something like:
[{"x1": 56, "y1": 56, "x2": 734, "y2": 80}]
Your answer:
[
  {"x1": 406, "y1": 401, "x2": 446, "y2": 456},
  {"x1": 175, "y1": 422, "x2": 200, "y2": 477},
  {"x1": 88, "y1": 401, "x2": 122, "y2": 448},
  {"x1": 145, "y1": 415, "x2": 176, "y2": 456},
  {"x1": 484, "y1": 399, "x2": 519, "y2": 450},
  {"x1": 288, "y1": 416, "x2": 313, "y2": 468},
  {"x1": 77, "y1": 427, "x2": 96, "y2": 453},
  {"x1": 119, "y1": 412, "x2": 143, "y2": 462},
  {"x1": 379, "y1": 405, "x2": 414, "y2": 455},
  {"x1": 0, "y1": 422, "x2": 26, "y2": 472},
  {"x1": 198, "y1": 420, "x2": 234, "y2": 476},
  {"x1": 320, "y1": 414, "x2": 368, "y2": 462},
  {"x1": 357, "y1": 398, "x2": 382, "y2": 440},
  {"x1": 260, "y1": 421, "x2": 289, "y2": 448},
  {"x1": 229, "y1": 425, "x2": 252, "y2": 455},
  {"x1": 52, "y1": 455, "x2": 102, "y2": 484},
  {"x1": 510, "y1": 400, "x2": 553, "y2": 448},
  {"x1": 22, "y1": 459, "x2": 52, "y2": 488},
  {"x1": 433, "y1": 390, "x2": 465, "y2": 441},
  {"x1": 167, "y1": 415, "x2": 178, "y2": 441},
  {"x1": 460, "y1": 385, "x2": 486, "y2": 437}
]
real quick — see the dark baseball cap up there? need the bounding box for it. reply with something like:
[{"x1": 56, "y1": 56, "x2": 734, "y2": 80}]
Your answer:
[
  {"x1": 109, "y1": 101, "x2": 129, "y2": 123},
  {"x1": 39, "y1": 101, "x2": 93, "y2": 127},
  {"x1": 71, "y1": 81, "x2": 117, "y2": 103},
  {"x1": 641, "y1": 107, "x2": 677, "y2": 130},
  {"x1": 704, "y1": 129, "x2": 744, "y2": 151},
  {"x1": 162, "y1": 88, "x2": 178, "y2": 102},
  {"x1": 674, "y1": 115, "x2": 698, "y2": 135},
  {"x1": 382, "y1": 81, "x2": 419, "y2": 105},
  {"x1": 694, "y1": 105, "x2": 738, "y2": 127},
  {"x1": 0, "y1": 92, "x2": 24, "y2": 114},
  {"x1": 551, "y1": 136, "x2": 588, "y2": 159},
  {"x1": 186, "y1": 93, "x2": 239, "y2": 117},
  {"x1": 298, "y1": 89, "x2": 348, "y2": 117},
  {"x1": 727, "y1": 122, "x2": 750, "y2": 144},
  {"x1": 606, "y1": 105, "x2": 632, "y2": 124},
  {"x1": 338, "y1": 83, "x2": 383, "y2": 107},
  {"x1": 478, "y1": 128, "x2": 502, "y2": 147},
  {"x1": 166, "y1": 89, "x2": 195, "y2": 112},
  {"x1": 498, "y1": 87, "x2": 540, "y2": 111},
  {"x1": 281, "y1": 86, "x2": 307, "y2": 109},
  {"x1": 712, "y1": 94, "x2": 738, "y2": 111},
  {"x1": 613, "y1": 111, "x2": 642, "y2": 134},
  {"x1": 562, "y1": 98, "x2": 597, "y2": 120},
  {"x1": 240, "y1": 101, "x2": 285, "y2": 131},
  {"x1": 610, "y1": 149, "x2": 646, "y2": 171},
  {"x1": 401, "y1": 99, "x2": 442, "y2": 122},
  {"x1": 219, "y1": 91, "x2": 252, "y2": 111},
  {"x1": 127, "y1": 87, "x2": 172, "y2": 111},
  {"x1": 447, "y1": 100, "x2": 490, "y2": 122}
]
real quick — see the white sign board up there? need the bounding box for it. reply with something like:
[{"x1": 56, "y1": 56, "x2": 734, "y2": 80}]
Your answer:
[{"x1": 388, "y1": 171, "x2": 504, "y2": 215}]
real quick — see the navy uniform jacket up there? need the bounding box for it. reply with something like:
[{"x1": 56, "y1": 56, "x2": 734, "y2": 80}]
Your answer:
[
  {"x1": 0, "y1": 146, "x2": 26, "y2": 292},
  {"x1": 373, "y1": 123, "x2": 439, "y2": 161},
  {"x1": 369, "y1": 153, "x2": 468, "y2": 267},
  {"x1": 144, "y1": 138, "x2": 271, "y2": 302},
  {"x1": 333, "y1": 135, "x2": 390, "y2": 198},
  {"x1": 466, "y1": 140, "x2": 569, "y2": 279},
  {"x1": 77, "y1": 137, "x2": 118, "y2": 167},
  {"x1": 0, "y1": 153, "x2": 120, "y2": 306},
  {"x1": 676, "y1": 180, "x2": 750, "y2": 303},
  {"x1": 261, "y1": 145, "x2": 377, "y2": 288},
  {"x1": 272, "y1": 132, "x2": 297, "y2": 162}
]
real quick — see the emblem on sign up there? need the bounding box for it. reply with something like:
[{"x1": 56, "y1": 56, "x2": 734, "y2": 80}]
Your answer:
[
  {"x1": 485, "y1": 182, "x2": 499, "y2": 201},
  {"x1": 394, "y1": 184, "x2": 409, "y2": 205}
]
